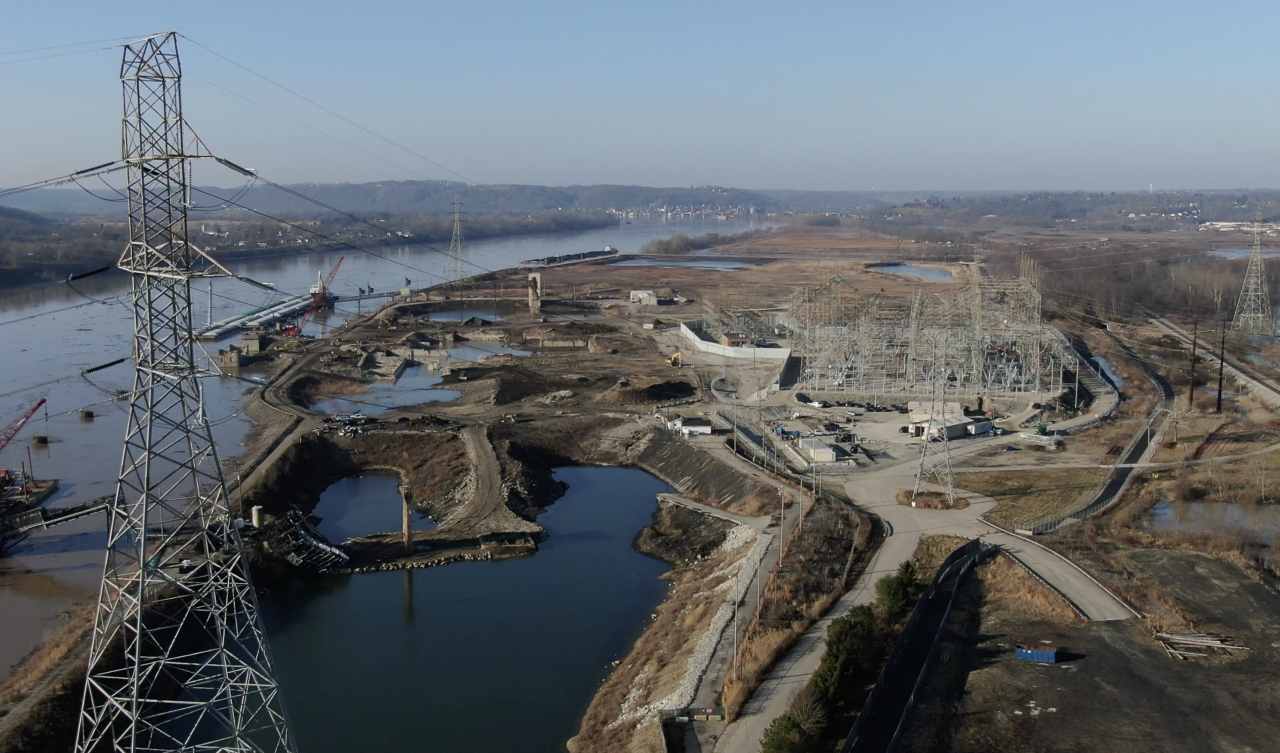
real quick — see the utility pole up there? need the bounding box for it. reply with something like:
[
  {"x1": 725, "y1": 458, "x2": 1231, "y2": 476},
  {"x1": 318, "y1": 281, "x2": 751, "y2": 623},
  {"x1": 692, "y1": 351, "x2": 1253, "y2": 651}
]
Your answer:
[
  {"x1": 778, "y1": 486, "x2": 786, "y2": 558},
  {"x1": 1217, "y1": 321, "x2": 1227, "y2": 414},
  {"x1": 1188, "y1": 321, "x2": 1198, "y2": 410},
  {"x1": 77, "y1": 33, "x2": 295, "y2": 753},
  {"x1": 1073, "y1": 356, "x2": 1080, "y2": 413}
]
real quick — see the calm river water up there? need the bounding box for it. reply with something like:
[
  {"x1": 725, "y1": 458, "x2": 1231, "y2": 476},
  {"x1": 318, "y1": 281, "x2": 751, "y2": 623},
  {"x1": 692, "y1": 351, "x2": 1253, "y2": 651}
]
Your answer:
[
  {"x1": 262, "y1": 466, "x2": 671, "y2": 753},
  {"x1": 0, "y1": 217, "x2": 754, "y2": 680}
]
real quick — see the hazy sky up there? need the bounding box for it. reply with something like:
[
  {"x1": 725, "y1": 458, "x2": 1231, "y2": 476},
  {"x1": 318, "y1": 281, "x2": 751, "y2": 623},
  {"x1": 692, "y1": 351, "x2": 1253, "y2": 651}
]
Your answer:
[{"x1": 3, "y1": 0, "x2": 1278, "y2": 191}]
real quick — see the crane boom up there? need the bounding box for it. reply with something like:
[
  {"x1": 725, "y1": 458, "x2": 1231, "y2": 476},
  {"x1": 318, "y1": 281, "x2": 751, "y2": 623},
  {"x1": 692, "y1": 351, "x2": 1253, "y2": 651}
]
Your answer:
[
  {"x1": 283, "y1": 257, "x2": 343, "y2": 336},
  {"x1": 0, "y1": 399, "x2": 46, "y2": 457}
]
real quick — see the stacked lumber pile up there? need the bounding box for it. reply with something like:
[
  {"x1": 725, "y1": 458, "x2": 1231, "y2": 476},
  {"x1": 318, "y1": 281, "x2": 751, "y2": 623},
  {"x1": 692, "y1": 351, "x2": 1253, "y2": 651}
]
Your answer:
[{"x1": 1155, "y1": 632, "x2": 1249, "y2": 659}]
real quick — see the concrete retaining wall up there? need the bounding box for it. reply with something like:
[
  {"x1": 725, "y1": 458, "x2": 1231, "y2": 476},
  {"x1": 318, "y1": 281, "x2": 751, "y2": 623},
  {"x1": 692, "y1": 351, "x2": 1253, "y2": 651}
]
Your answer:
[
  {"x1": 637, "y1": 431, "x2": 769, "y2": 508},
  {"x1": 678, "y1": 323, "x2": 790, "y2": 361}
]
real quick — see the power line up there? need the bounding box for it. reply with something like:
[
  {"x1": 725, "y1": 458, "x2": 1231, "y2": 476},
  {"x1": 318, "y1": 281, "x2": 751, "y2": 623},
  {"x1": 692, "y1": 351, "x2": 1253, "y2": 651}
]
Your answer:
[
  {"x1": 0, "y1": 35, "x2": 140, "y2": 57},
  {"x1": 179, "y1": 34, "x2": 480, "y2": 187},
  {"x1": 177, "y1": 36, "x2": 629, "y2": 250},
  {"x1": 0, "y1": 45, "x2": 118, "y2": 68}
]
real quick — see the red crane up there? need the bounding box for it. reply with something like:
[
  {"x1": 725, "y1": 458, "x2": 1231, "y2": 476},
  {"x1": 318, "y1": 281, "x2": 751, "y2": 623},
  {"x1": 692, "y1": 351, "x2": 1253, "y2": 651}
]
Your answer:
[
  {"x1": 282, "y1": 257, "x2": 344, "y2": 337},
  {"x1": 0, "y1": 398, "x2": 46, "y2": 458}
]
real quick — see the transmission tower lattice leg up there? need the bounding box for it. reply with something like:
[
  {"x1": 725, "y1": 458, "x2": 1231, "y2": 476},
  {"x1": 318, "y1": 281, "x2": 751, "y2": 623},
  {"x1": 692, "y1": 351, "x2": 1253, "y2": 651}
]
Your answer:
[
  {"x1": 913, "y1": 335, "x2": 958, "y2": 507},
  {"x1": 446, "y1": 194, "x2": 467, "y2": 286},
  {"x1": 75, "y1": 32, "x2": 296, "y2": 753},
  {"x1": 1232, "y1": 207, "x2": 1275, "y2": 336}
]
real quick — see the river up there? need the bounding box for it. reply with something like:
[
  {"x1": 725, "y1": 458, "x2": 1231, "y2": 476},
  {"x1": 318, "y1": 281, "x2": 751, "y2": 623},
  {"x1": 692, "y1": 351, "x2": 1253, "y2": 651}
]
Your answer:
[
  {"x1": 261, "y1": 466, "x2": 671, "y2": 753},
  {"x1": 0, "y1": 217, "x2": 752, "y2": 690}
]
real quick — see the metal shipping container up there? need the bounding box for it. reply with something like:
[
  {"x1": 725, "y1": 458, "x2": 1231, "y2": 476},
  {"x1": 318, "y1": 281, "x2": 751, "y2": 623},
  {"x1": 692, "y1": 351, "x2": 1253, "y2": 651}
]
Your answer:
[{"x1": 1016, "y1": 644, "x2": 1061, "y2": 663}]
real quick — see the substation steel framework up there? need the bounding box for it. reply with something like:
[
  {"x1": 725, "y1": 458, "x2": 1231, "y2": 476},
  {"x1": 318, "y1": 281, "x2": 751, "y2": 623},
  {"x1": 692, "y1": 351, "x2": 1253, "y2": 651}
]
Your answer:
[
  {"x1": 789, "y1": 260, "x2": 1064, "y2": 402},
  {"x1": 76, "y1": 33, "x2": 296, "y2": 753}
]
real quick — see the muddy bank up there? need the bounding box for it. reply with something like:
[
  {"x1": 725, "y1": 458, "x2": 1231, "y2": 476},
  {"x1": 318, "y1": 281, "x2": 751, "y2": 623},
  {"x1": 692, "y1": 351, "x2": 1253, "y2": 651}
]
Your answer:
[{"x1": 634, "y1": 501, "x2": 733, "y2": 567}]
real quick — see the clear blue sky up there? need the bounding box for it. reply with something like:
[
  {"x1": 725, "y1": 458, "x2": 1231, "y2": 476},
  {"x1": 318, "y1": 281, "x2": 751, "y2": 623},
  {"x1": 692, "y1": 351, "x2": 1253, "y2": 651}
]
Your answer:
[{"x1": 3, "y1": 0, "x2": 1278, "y2": 191}]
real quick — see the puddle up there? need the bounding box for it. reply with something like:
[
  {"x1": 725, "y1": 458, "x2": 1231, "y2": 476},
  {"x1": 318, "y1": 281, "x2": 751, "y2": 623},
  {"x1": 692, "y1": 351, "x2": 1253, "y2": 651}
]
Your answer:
[
  {"x1": 310, "y1": 344, "x2": 530, "y2": 415},
  {"x1": 1143, "y1": 500, "x2": 1280, "y2": 545},
  {"x1": 447, "y1": 344, "x2": 531, "y2": 362},
  {"x1": 310, "y1": 365, "x2": 461, "y2": 415},
  {"x1": 312, "y1": 474, "x2": 436, "y2": 543},
  {"x1": 424, "y1": 309, "x2": 503, "y2": 323},
  {"x1": 610, "y1": 258, "x2": 756, "y2": 271},
  {"x1": 869, "y1": 264, "x2": 953, "y2": 281}
]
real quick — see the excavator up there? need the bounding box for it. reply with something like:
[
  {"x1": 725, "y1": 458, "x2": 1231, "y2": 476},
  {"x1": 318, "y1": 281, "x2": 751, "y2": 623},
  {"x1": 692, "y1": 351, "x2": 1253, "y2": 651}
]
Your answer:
[{"x1": 667, "y1": 351, "x2": 682, "y2": 367}]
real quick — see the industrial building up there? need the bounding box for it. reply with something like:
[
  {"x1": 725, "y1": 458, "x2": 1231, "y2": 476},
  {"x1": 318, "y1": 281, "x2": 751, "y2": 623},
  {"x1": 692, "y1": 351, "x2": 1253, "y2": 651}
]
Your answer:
[
  {"x1": 668, "y1": 416, "x2": 713, "y2": 436},
  {"x1": 798, "y1": 437, "x2": 837, "y2": 462}
]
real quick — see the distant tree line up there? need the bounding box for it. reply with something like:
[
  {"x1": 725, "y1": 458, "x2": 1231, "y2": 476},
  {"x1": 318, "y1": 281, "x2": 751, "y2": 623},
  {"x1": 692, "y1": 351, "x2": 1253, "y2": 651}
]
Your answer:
[
  {"x1": 0, "y1": 205, "x2": 618, "y2": 289},
  {"x1": 639, "y1": 228, "x2": 773, "y2": 255}
]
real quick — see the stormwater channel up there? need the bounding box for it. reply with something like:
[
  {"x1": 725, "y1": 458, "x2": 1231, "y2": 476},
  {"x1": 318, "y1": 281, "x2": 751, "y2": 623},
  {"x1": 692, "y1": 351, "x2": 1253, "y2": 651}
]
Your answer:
[
  {"x1": 261, "y1": 466, "x2": 671, "y2": 753},
  {"x1": 1092, "y1": 355, "x2": 1124, "y2": 388}
]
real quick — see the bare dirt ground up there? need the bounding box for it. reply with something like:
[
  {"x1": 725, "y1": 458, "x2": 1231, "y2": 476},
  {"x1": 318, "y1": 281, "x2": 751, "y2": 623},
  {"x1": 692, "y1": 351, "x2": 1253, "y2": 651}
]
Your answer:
[{"x1": 914, "y1": 549, "x2": 1280, "y2": 753}]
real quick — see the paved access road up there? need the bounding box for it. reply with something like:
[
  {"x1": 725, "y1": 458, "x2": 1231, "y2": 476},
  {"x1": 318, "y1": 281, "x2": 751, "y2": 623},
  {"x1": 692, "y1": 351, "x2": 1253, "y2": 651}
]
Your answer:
[{"x1": 712, "y1": 451, "x2": 1134, "y2": 753}]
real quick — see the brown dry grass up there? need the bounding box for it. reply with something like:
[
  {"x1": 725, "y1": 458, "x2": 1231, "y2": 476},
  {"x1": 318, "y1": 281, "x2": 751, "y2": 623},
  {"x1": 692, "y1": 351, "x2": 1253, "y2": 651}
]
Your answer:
[
  {"x1": 721, "y1": 498, "x2": 871, "y2": 719},
  {"x1": 912, "y1": 535, "x2": 971, "y2": 577},
  {"x1": 894, "y1": 488, "x2": 969, "y2": 510},
  {"x1": 955, "y1": 467, "x2": 1106, "y2": 529},
  {"x1": 728, "y1": 490, "x2": 777, "y2": 518},
  {"x1": 310, "y1": 377, "x2": 372, "y2": 398},
  {"x1": 978, "y1": 553, "x2": 1085, "y2": 624},
  {"x1": 721, "y1": 625, "x2": 807, "y2": 718}
]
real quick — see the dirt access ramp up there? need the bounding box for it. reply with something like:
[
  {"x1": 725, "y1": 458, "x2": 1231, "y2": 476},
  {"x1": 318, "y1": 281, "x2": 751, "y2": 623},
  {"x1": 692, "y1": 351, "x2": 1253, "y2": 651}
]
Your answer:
[{"x1": 428, "y1": 426, "x2": 540, "y2": 540}]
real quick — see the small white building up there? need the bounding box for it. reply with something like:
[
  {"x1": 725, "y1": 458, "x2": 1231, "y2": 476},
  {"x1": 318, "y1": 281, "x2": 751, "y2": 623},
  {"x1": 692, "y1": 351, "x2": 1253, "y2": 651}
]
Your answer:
[
  {"x1": 630, "y1": 290, "x2": 659, "y2": 306},
  {"x1": 667, "y1": 416, "x2": 713, "y2": 436},
  {"x1": 907, "y1": 401, "x2": 971, "y2": 439},
  {"x1": 798, "y1": 437, "x2": 836, "y2": 462}
]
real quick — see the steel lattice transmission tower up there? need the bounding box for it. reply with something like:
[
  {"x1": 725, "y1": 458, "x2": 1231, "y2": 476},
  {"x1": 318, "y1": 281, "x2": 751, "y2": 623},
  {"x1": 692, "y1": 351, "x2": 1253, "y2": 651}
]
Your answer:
[
  {"x1": 446, "y1": 194, "x2": 467, "y2": 286},
  {"x1": 1232, "y1": 207, "x2": 1274, "y2": 336},
  {"x1": 912, "y1": 335, "x2": 957, "y2": 507},
  {"x1": 76, "y1": 33, "x2": 296, "y2": 753}
]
